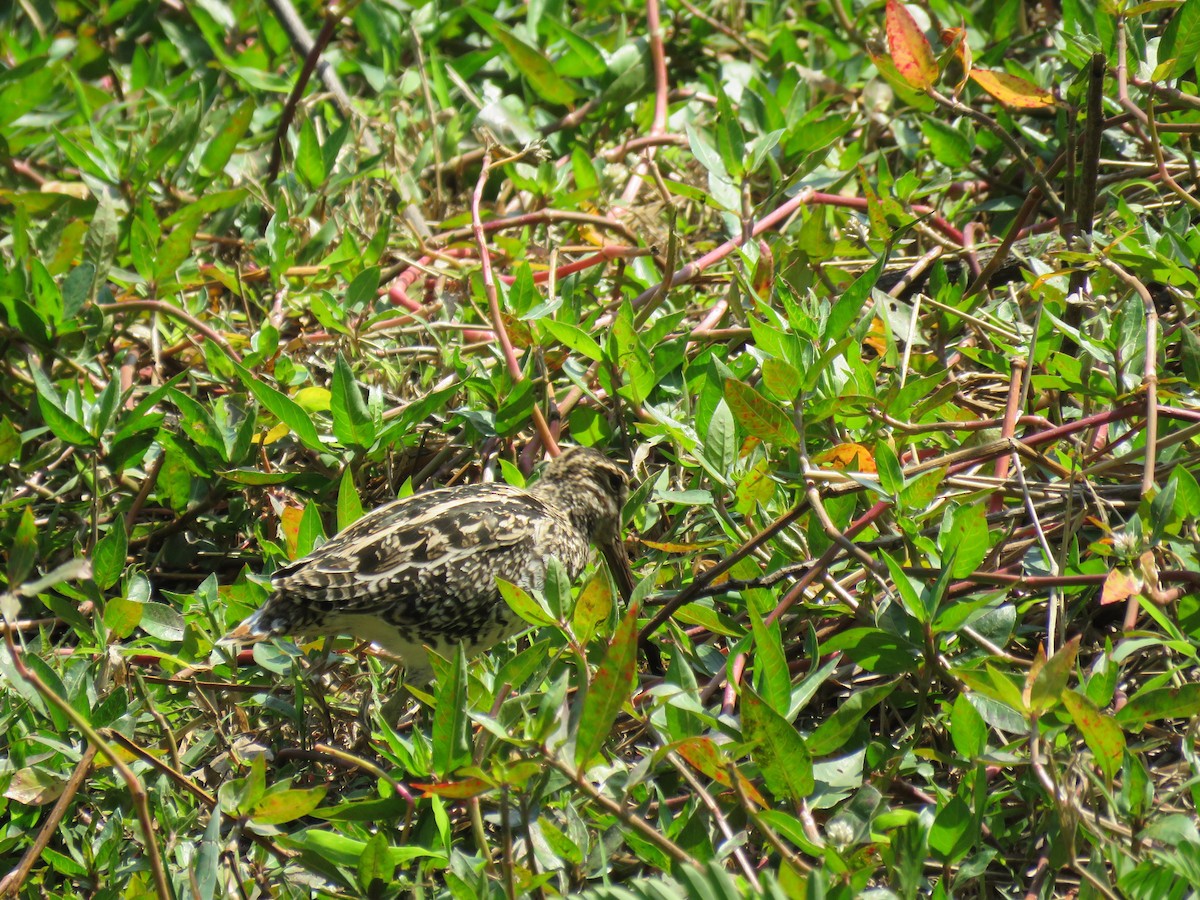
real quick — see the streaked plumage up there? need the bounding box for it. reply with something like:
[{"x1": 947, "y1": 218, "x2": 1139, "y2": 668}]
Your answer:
[{"x1": 221, "y1": 447, "x2": 630, "y2": 682}]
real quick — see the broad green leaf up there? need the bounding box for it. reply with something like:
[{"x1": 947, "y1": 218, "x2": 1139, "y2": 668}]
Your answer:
[
  {"x1": 8, "y1": 506, "x2": 37, "y2": 588},
  {"x1": 466, "y1": 9, "x2": 577, "y2": 104},
  {"x1": 92, "y1": 519, "x2": 128, "y2": 591},
  {"x1": 200, "y1": 98, "x2": 254, "y2": 177},
  {"x1": 1115, "y1": 683, "x2": 1200, "y2": 730},
  {"x1": 929, "y1": 796, "x2": 974, "y2": 863},
  {"x1": 724, "y1": 379, "x2": 798, "y2": 446},
  {"x1": 344, "y1": 266, "x2": 381, "y2": 311},
  {"x1": 749, "y1": 607, "x2": 790, "y2": 715},
  {"x1": 741, "y1": 685, "x2": 813, "y2": 800},
  {"x1": 807, "y1": 680, "x2": 897, "y2": 756},
  {"x1": 542, "y1": 319, "x2": 605, "y2": 361},
  {"x1": 295, "y1": 115, "x2": 326, "y2": 189},
  {"x1": 337, "y1": 467, "x2": 364, "y2": 531},
  {"x1": 247, "y1": 785, "x2": 328, "y2": 825},
  {"x1": 30, "y1": 366, "x2": 96, "y2": 448},
  {"x1": 575, "y1": 602, "x2": 640, "y2": 768},
  {"x1": 330, "y1": 353, "x2": 376, "y2": 448},
  {"x1": 1026, "y1": 636, "x2": 1078, "y2": 713},
  {"x1": 950, "y1": 692, "x2": 987, "y2": 758},
  {"x1": 498, "y1": 578, "x2": 556, "y2": 627},
  {"x1": 1061, "y1": 690, "x2": 1125, "y2": 784}
]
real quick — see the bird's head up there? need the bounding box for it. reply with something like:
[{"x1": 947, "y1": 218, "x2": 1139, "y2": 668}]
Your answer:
[{"x1": 534, "y1": 446, "x2": 630, "y2": 543}]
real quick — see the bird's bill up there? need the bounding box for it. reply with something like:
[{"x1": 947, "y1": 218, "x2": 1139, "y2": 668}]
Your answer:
[{"x1": 600, "y1": 538, "x2": 636, "y2": 602}]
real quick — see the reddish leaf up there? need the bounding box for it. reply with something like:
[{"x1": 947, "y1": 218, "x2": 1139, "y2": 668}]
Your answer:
[
  {"x1": 674, "y1": 737, "x2": 769, "y2": 807},
  {"x1": 1100, "y1": 567, "x2": 1139, "y2": 605},
  {"x1": 968, "y1": 69, "x2": 1055, "y2": 108},
  {"x1": 886, "y1": 0, "x2": 938, "y2": 90}
]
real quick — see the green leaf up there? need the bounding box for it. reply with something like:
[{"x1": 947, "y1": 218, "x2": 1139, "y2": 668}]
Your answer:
[
  {"x1": 345, "y1": 265, "x2": 381, "y2": 311},
  {"x1": 8, "y1": 506, "x2": 37, "y2": 588},
  {"x1": 807, "y1": 680, "x2": 897, "y2": 756},
  {"x1": 943, "y1": 503, "x2": 989, "y2": 577},
  {"x1": 1027, "y1": 636, "x2": 1078, "y2": 714},
  {"x1": 874, "y1": 441, "x2": 903, "y2": 496},
  {"x1": 295, "y1": 115, "x2": 326, "y2": 189},
  {"x1": 223, "y1": 349, "x2": 325, "y2": 453},
  {"x1": 432, "y1": 644, "x2": 471, "y2": 777},
  {"x1": 575, "y1": 602, "x2": 640, "y2": 768},
  {"x1": 723, "y1": 379, "x2": 799, "y2": 446},
  {"x1": 950, "y1": 692, "x2": 987, "y2": 758},
  {"x1": 337, "y1": 467, "x2": 364, "y2": 531},
  {"x1": 1115, "y1": 682, "x2": 1200, "y2": 730},
  {"x1": 357, "y1": 830, "x2": 396, "y2": 893},
  {"x1": 1159, "y1": 0, "x2": 1200, "y2": 79},
  {"x1": 881, "y1": 550, "x2": 930, "y2": 623},
  {"x1": 330, "y1": 353, "x2": 376, "y2": 449},
  {"x1": 542, "y1": 319, "x2": 605, "y2": 361},
  {"x1": 466, "y1": 9, "x2": 578, "y2": 104},
  {"x1": 497, "y1": 578, "x2": 556, "y2": 627},
  {"x1": 611, "y1": 302, "x2": 655, "y2": 404},
  {"x1": 200, "y1": 98, "x2": 255, "y2": 177},
  {"x1": 929, "y1": 796, "x2": 975, "y2": 863},
  {"x1": 741, "y1": 685, "x2": 813, "y2": 800},
  {"x1": 826, "y1": 254, "x2": 885, "y2": 342},
  {"x1": 749, "y1": 607, "x2": 790, "y2": 715},
  {"x1": 1061, "y1": 689, "x2": 1125, "y2": 784},
  {"x1": 139, "y1": 601, "x2": 185, "y2": 642},
  {"x1": 247, "y1": 785, "x2": 327, "y2": 825},
  {"x1": 92, "y1": 518, "x2": 128, "y2": 591},
  {"x1": 30, "y1": 366, "x2": 96, "y2": 448}
]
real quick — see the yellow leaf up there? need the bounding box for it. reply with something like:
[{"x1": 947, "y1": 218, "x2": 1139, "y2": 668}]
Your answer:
[{"x1": 968, "y1": 69, "x2": 1056, "y2": 109}]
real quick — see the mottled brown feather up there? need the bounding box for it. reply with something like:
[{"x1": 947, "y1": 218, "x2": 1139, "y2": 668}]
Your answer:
[{"x1": 221, "y1": 447, "x2": 629, "y2": 682}]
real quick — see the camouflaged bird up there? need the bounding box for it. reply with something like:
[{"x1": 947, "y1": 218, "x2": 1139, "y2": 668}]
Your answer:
[{"x1": 221, "y1": 447, "x2": 630, "y2": 683}]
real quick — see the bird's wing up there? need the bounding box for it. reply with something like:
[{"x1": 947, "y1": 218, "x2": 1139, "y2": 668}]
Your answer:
[{"x1": 269, "y1": 485, "x2": 559, "y2": 614}]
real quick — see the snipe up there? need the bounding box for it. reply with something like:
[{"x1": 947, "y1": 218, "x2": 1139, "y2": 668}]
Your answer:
[{"x1": 221, "y1": 447, "x2": 630, "y2": 683}]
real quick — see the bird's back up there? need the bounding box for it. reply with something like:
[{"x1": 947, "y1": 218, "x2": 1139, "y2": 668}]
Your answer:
[{"x1": 253, "y1": 482, "x2": 591, "y2": 650}]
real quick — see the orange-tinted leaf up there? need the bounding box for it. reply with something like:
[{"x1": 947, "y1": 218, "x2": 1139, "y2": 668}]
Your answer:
[
  {"x1": 939, "y1": 26, "x2": 973, "y2": 95},
  {"x1": 638, "y1": 539, "x2": 719, "y2": 552},
  {"x1": 1060, "y1": 690, "x2": 1125, "y2": 784},
  {"x1": 724, "y1": 379, "x2": 799, "y2": 446},
  {"x1": 412, "y1": 777, "x2": 493, "y2": 799},
  {"x1": 813, "y1": 443, "x2": 876, "y2": 473},
  {"x1": 280, "y1": 505, "x2": 304, "y2": 558},
  {"x1": 886, "y1": 0, "x2": 938, "y2": 90},
  {"x1": 1100, "y1": 567, "x2": 1139, "y2": 605},
  {"x1": 968, "y1": 69, "x2": 1056, "y2": 108},
  {"x1": 674, "y1": 737, "x2": 770, "y2": 807}
]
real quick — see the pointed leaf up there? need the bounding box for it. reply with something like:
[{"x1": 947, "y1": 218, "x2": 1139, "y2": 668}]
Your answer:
[
  {"x1": 886, "y1": 0, "x2": 938, "y2": 90},
  {"x1": 724, "y1": 379, "x2": 799, "y2": 446},
  {"x1": 741, "y1": 685, "x2": 813, "y2": 800},
  {"x1": 432, "y1": 645, "x2": 471, "y2": 776},
  {"x1": 1061, "y1": 690, "x2": 1125, "y2": 783},
  {"x1": 968, "y1": 69, "x2": 1055, "y2": 108},
  {"x1": 575, "y1": 602, "x2": 640, "y2": 768}
]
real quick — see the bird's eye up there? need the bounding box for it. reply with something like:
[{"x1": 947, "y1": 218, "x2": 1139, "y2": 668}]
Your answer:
[{"x1": 607, "y1": 471, "x2": 627, "y2": 494}]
